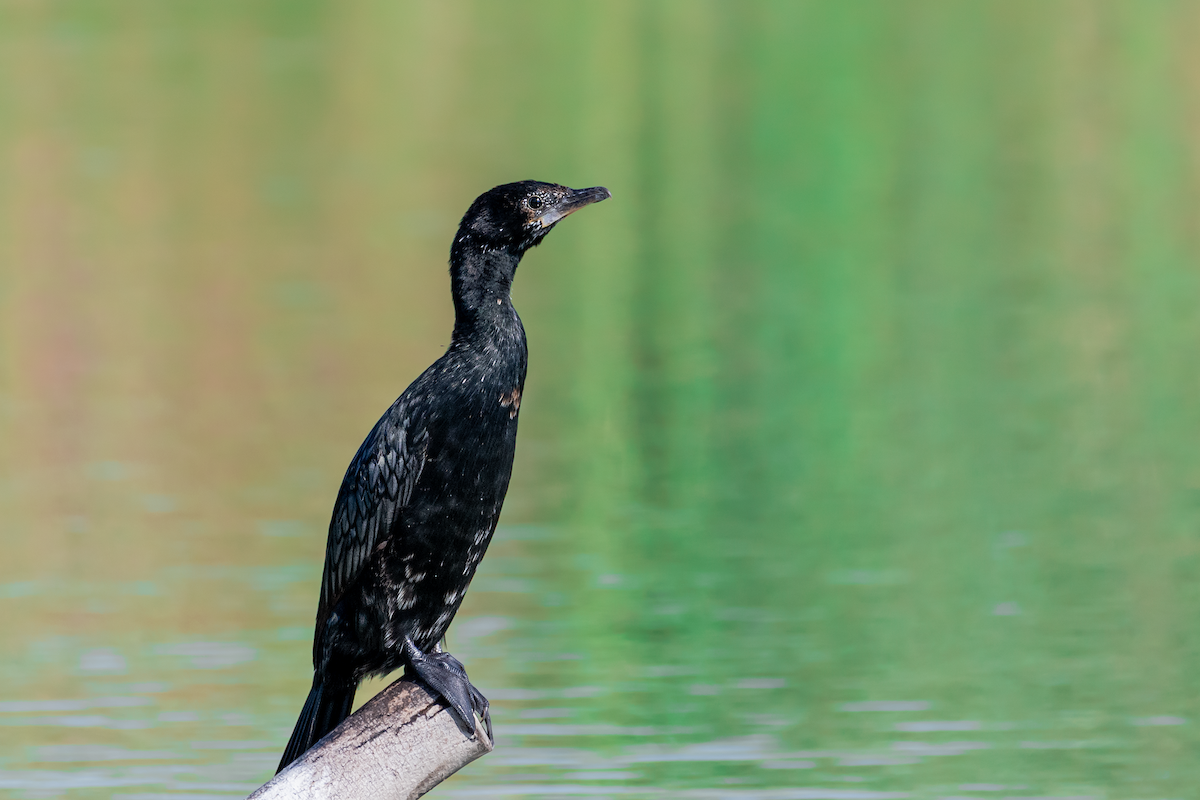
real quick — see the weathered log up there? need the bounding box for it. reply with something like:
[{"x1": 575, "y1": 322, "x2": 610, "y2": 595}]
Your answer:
[{"x1": 248, "y1": 678, "x2": 492, "y2": 800}]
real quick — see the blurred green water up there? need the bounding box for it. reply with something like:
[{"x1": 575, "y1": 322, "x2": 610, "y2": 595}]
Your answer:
[{"x1": 2, "y1": 2, "x2": 1199, "y2": 798}]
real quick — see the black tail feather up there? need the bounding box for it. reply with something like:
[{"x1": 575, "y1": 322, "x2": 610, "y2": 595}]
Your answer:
[{"x1": 276, "y1": 679, "x2": 356, "y2": 774}]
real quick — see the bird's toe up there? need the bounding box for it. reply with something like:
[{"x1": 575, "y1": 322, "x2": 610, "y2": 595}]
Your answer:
[
  {"x1": 403, "y1": 637, "x2": 482, "y2": 739},
  {"x1": 470, "y1": 682, "x2": 492, "y2": 742}
]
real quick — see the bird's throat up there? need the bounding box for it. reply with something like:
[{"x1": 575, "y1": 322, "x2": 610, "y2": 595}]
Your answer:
[
  {"x1": 449, "y1": 237, "x2": 524, "y2": 341},
  {"x1": 450, "y1": 238, "x2": 520, "y2": 308}
]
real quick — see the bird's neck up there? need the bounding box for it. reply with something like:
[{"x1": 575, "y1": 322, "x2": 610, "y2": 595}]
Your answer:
[{"x1": 449, "y1": 238, "x2": 524, "y2": 343}]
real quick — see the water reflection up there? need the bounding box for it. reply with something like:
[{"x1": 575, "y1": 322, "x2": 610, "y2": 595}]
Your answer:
[{"x1": 2, "y1": 2, "x2": 1199, "y2": 799}]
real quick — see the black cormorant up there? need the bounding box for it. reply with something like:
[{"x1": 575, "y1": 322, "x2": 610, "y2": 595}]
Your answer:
[{"x1": 276, "y1": 181, "x2": 611, "y2": 772}]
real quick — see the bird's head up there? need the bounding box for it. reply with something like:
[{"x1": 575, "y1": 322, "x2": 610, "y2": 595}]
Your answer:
[{"x1": 457, "y1": 181, "x2": 611, "y2": 255}]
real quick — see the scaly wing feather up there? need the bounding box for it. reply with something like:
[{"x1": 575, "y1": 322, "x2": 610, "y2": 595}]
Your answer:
[{"x1": 314, "y1": 400, "x2": 428, "y2": 646}]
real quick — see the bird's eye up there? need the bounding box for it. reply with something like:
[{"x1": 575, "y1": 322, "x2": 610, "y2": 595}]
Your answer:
[{"x1": 528, "y1": 197, "x2": 543, "y2": 210}]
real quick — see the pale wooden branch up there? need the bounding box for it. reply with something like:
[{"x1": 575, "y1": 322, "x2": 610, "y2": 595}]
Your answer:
[{"x1": 248, "y1": 678, "x2": 492, "y2": 800}]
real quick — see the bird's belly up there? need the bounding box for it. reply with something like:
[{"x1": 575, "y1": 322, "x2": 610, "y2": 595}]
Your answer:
[{"x1": 376, "y1": 428, "x2": 517, "y2": 653}]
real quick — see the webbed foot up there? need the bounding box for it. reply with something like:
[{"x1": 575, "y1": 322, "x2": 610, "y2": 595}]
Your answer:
[{"x1": 402, "y1": 637, "x2": 492, "y2": 741}]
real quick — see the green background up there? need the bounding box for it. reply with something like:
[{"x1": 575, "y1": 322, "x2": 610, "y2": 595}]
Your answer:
[{"x1": 1, "y1": 2, "x2": 1197, "y2": 798}]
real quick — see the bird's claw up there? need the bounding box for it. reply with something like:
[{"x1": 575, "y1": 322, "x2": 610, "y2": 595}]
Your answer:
[
  {"x1": 403, "y1": 637, "x2": 491, "y2": 741},
  {"x1": 470, "y1": 681, "x2": 492, "y2": 742}
]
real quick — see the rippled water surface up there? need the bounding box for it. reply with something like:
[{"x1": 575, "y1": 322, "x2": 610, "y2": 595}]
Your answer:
[{"x1": 3, "y1": 3, "x2": 1200, "y2": 799}]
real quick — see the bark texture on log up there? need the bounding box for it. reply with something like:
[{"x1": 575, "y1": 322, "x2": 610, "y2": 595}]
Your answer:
[{"x1": 248, "y1": 679, "x2": 492, "y2": 800}]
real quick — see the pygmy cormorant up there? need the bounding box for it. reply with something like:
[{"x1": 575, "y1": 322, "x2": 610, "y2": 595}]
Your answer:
[{"x1": 277, "y1": 181, "x2": 611, "y2": 772}]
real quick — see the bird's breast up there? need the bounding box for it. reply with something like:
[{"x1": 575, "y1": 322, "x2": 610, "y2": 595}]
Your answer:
[{"x1": 499, "y1": 385, "x2": 522, "y2": 419}]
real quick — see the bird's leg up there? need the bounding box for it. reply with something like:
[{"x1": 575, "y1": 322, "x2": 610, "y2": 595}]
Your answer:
[
  {"x1": 432, "y1": 640, "x2": 492, "y2": 741},
  {"x1": 402, "y1": 636, "x2": 491, "y2": 741}
]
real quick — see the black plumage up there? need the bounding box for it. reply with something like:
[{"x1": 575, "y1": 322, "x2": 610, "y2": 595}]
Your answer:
[{"x1": 277, "y1": 181, "x2": 610, "y2": 773}]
